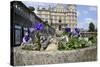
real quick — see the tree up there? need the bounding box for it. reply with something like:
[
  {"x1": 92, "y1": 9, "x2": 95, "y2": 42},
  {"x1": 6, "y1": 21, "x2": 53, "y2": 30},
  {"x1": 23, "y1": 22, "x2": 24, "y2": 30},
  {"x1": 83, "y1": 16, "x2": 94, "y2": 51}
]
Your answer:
[{"x1": 88, "y1": 22, "x2": 95, "y2": 32}]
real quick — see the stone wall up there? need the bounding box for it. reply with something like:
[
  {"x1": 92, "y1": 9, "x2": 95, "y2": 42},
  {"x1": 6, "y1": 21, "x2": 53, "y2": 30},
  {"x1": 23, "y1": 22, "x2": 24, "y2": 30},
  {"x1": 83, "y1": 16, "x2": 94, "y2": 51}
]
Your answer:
[{"x1": 13, "y1": 46, "x2": 97, "y2": 66}]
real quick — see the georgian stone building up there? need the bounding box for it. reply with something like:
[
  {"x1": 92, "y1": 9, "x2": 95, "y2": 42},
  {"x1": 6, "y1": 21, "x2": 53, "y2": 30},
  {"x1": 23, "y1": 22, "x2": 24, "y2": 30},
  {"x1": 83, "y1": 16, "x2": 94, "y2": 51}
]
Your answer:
[{"x1": 36, "y1": 4, "x2": 77, "y2": 31}]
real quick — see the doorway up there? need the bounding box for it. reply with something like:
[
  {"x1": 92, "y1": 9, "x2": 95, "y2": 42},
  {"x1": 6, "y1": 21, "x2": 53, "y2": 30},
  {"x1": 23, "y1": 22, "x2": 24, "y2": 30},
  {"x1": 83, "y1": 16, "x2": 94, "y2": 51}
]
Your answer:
[{"x1": 59, "y1": 19, "x2": 61, "y2": 30}]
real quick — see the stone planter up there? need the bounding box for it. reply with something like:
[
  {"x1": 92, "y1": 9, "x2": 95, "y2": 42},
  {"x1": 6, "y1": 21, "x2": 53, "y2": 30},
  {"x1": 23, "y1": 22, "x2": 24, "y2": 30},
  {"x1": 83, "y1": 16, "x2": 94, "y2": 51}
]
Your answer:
[{"x1": 13, "y1": 46, "x2": 97, "y2": 66}]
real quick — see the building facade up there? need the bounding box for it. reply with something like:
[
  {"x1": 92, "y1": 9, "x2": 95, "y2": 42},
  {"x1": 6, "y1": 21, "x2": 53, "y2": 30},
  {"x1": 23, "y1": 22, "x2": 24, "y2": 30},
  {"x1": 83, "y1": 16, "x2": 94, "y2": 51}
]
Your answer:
[
  {"x1": 36, "y1": 4, "x2": 77, "y2": 31},
  {"x1": 11, "y1": 1, "x2": 55, "y2": 46},
  {"x1": 11, "y1": 1, "x2": 33, "y2": 46}
]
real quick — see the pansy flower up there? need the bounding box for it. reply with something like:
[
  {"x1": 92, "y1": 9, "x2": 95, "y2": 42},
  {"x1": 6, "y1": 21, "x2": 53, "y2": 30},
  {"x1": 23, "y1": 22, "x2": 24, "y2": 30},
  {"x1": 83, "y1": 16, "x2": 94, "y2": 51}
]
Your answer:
[
  {"x1": 65, "y1": 27, "x2": 71, "y2": 33},
  {"x1": 23, "y1": 32, "x2": 30, "y2": 43},
  {"x1": 33, "y1": 22, "x2": 44, "y2": 31},
  {"x1": 24, "y1": 35, "x2": 30, "y2": 42},
  {"x1": 75, "y1": 28, "x2": 80, "y2": 33}
]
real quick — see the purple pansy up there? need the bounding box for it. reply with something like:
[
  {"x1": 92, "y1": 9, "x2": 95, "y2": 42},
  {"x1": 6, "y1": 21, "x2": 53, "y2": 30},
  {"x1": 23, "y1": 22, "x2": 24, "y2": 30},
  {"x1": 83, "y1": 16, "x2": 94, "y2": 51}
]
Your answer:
[
  {"x1": 33, "y1": 22, "x2": 44, "y2": 31},
  {"x1": 24, "y1": 35, "x2": 29, "y2": 42},
  {"x1": 29, "y1": 27, "x2": 34, "y2": 32},
  {"x1": 75, "y1": 28, "x2": 80, "y2": 33},
  {"x1": 65, "y1": 27, "x2": 71, "y2": 33}
]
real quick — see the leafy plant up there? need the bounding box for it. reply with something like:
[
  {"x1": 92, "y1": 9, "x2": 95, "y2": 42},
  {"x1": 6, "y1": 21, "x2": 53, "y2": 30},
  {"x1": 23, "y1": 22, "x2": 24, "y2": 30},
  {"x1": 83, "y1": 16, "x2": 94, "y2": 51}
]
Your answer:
[
  {"x1": 58, "y1": 37, "x2": 88, "y2": 50},
  {"x1": 22, "y1": 45, "x2": 34, "y2": 51},
  {"x1": 58, "y1": 41, "x2": 66, "y2": 50},
  {"x1": 88, "y1": 35, "x2": 97, "y2": 44},
  {"x1": 79, "y1": 39, "x2": 87, "y2": 48},
  {"x1": 67, "y1": 37, "x2": 80, "y2": 49}
]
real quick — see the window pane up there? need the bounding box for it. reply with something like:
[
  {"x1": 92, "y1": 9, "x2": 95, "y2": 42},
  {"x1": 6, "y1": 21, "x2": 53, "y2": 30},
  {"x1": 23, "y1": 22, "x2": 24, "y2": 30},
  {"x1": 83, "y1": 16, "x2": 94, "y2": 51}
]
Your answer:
[
  {"x1": 15, "y1": 29, "x2": 21, "y2": 45},
  {"x1": 15, "y1": 25, "x2": 21, "y2": 29},
  {"x1": 24, "y1": 28, "x2": 28, "y2": 36},
  {"x1": 24, "y1": 27, "x2": 28, "y2": 31}
]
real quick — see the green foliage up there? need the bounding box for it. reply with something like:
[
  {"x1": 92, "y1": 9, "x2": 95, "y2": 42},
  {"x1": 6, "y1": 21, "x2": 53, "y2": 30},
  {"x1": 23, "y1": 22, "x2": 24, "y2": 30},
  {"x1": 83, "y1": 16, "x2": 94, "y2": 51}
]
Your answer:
[
  {"x1": 67, "y1": 37, "x2": 79, "y2": 49},
  {"x1": 66, "y1": 37, "x2": 87, "y2": 49},
  {"x1": 58, "y1": 37, "x2": 87, "y2": 50},
  {"x1": 45, "y1": 25, "x2": 48, "y2": 29},
  {"x1": 89, "y1": 35, "x2": 97, "y2": 44},
  {"x1": 21, "y1": 43, "x2": 41, "y2": 51},
  {"x1": 22, "y1": 45, "x2": 34, "y2": 51},
  {"x1": 88, "y1": 22, "x2": 95, "y2": 32},
  {"x1": 62, "y1": 32, "x2": 68, "y2": 36},
  {"x1": 36, "y1": 33, "x2": 41, "y2": 50},
  {"x1": 58, "y1": 41, "x2": 66, "y2": 50},
  {"x1": 79, "y1": 39, "x2": 87, "y2": 48}
]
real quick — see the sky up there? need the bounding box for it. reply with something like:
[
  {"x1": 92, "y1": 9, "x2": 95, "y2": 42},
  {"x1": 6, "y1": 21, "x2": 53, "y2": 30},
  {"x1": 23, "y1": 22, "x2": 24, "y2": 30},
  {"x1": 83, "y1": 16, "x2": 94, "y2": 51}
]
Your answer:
[
  {"x1": 76, "y1": 5, "x2": 97, "y2": 30},
  {"x1": 22, "y1": 1, "x2": 97, "y2": 30}
]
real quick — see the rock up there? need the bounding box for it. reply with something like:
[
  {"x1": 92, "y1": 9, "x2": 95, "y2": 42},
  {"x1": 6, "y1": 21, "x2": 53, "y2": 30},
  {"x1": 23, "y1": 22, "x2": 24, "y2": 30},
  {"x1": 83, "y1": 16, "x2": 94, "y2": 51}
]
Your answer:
[
  {"x1": 65, "y1": 35, "x2": 69, "y2": 42},
  {"x1": 55, "y1": 30, "x2": 63, "y2": 37},
  {"x1": 40, "y1": 36, "x2": 50, "y2": 50},
  {"x1": 59, "y1": 35, "x2": 69, "y2": 45},
  {"x1": 45, "y1": 38, "x2": 58, "y2": 51},
  {"x1": 45, "y1": 43, "x2": 58, "y2": 51}
]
